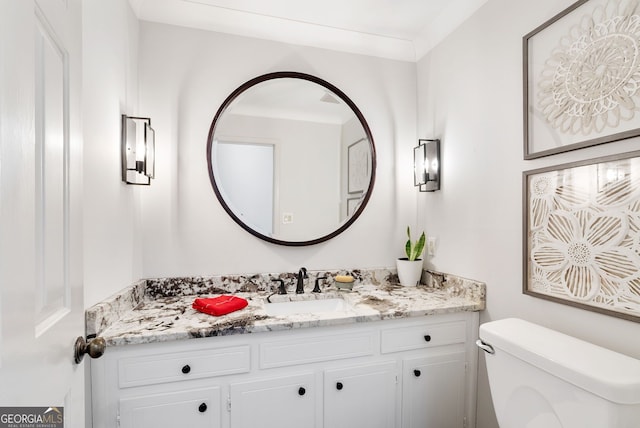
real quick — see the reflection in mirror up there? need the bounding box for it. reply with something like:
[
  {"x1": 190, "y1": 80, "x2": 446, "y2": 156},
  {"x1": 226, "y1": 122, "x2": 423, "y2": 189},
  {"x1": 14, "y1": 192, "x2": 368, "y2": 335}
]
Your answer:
[{"x1": 207, "y1": 72, "x2": 375, "y2": 246}]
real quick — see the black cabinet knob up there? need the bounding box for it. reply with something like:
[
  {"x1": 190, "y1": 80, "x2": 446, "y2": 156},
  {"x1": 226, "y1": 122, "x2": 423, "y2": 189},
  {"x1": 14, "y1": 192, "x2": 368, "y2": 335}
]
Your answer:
[
  {"x1": 198, "y1": 403, "x2": 207, "y2": 413},
  {"x1": 298, "y1": 387, "x2": 306, "y2": 396},
  {"x1": 182, "y1": 364, "x2": 191, "y2": 374},
  {"x1": 414, "y1": 369, "x2": 421, "y2": 377},
  {"x1": 424, "y1": 335, "x2": 431, "y2": 342},
  {"x1": 336, "y1": 382, "x2": 343, "y2": 390}
]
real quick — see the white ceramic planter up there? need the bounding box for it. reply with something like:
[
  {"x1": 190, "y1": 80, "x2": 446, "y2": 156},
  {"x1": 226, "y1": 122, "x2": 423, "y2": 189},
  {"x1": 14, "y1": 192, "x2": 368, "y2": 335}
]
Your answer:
[{"x1": 396, "y1": 258, "x2": 423, "y2": 287}]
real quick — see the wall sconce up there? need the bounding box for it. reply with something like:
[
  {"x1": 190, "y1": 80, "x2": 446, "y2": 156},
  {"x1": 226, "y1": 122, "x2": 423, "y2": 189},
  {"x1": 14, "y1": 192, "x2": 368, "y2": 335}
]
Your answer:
[
  {"x1": 414, "y1": 139, "x2": 440, "y2": 192},
  {"x1": 121, "y1": 114, "x2": 155, "y2": 185}
]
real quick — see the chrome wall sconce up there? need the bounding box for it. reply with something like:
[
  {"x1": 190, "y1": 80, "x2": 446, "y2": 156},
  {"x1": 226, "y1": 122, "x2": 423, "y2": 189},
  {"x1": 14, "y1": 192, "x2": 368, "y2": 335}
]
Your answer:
[
  {"x1": 121, "y1": 114, "x2": 155, "y2": 185},
  {"x1": 414, "y1": 138, "x2": 440, "y2": 192}
]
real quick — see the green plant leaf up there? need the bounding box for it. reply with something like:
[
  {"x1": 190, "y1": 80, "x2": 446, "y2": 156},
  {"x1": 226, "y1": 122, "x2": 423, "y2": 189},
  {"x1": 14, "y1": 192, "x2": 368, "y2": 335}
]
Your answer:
[
  {"x1": 413, "y1": 232, "x2": 426, "y2": 260},
  {"x1": 404, "y1": 227, "x2": 426, "y2": 261},
  {"x1": 405, "y1": 226, "x2": 412, "y2": 259}
]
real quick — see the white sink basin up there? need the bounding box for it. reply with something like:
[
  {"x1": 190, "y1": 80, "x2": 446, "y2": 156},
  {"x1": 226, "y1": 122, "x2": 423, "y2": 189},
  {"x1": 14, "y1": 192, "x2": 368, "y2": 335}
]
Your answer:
[{"x1": 264, "y1": 298, "x2": 355, "y2": 316}]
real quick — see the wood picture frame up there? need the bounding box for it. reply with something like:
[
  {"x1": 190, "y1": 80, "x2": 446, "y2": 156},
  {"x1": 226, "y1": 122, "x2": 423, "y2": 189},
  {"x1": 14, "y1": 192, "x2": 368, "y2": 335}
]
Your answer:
[{"x1": 523, "y1": 150, "x2": 640, "y2": 322}]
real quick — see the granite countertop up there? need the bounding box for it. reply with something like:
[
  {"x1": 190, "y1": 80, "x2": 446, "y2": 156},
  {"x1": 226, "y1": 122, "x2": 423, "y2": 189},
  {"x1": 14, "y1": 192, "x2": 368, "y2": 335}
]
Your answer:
[{"x1": 86, "y1": 269, "x2": 486, "y2": 347}]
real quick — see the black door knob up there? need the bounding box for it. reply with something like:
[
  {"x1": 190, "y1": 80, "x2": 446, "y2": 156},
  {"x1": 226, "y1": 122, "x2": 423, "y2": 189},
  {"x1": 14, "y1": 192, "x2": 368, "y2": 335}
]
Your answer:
[
  {"x1": 298, "y1": 387, "x2": 306, "y2": 396},
  {"x1": 336, "y1": 382, "x2": 343, "y2": 390},
  {"x1": 414, "y1": 369, "x2": 421, "y2": 377},
  {"x1": 424, "y1": 335, "x2": 431, "y2": 342},
  {"x1": 182, "y1": 364, "x2": 191, "y2": 374},
  {"x1": 198, "y1": 403, "x2": 207, "y2": 413}
]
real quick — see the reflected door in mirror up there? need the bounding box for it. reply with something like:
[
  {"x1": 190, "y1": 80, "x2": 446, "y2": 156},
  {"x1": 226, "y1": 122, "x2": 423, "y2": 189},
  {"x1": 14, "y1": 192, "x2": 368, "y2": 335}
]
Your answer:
[{"x1": 215, "y1": 142, "x2": 274, "y2": 236}]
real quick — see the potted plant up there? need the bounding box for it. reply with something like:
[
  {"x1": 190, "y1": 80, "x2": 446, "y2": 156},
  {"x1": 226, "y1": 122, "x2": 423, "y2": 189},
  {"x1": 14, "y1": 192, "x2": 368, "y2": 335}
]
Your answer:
[{"x1": 396, "y1": 226, "x2": 426, "y2": 286}]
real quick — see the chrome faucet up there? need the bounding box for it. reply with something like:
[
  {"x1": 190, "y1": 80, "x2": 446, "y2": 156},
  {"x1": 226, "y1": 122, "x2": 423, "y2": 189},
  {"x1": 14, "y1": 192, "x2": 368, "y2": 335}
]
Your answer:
[{"x1": 296, "y1": 267, "x2": 308, "y2": 294}]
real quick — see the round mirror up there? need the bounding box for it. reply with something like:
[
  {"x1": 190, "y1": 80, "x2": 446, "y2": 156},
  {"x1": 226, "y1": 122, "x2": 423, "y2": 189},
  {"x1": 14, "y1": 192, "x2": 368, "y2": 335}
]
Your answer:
[{"x1": 206, "y1": 72, "x2": 376, "y2": 246}]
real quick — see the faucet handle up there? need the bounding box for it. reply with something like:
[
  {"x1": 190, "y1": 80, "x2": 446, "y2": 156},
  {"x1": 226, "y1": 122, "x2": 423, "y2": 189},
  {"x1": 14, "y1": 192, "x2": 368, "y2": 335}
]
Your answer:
[
  {"x1": 271, "y1": 278, "x2": 287, "y2": 295},
  {"x1": 312, "y1": 277, "x2": 327, "y2": 293}
]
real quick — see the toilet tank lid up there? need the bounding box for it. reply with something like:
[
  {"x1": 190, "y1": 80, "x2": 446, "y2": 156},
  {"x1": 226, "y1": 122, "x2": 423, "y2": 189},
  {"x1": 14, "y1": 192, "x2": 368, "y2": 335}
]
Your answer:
[{"x1": 479, "y1": 318, "x2": 640, "y2": 404}]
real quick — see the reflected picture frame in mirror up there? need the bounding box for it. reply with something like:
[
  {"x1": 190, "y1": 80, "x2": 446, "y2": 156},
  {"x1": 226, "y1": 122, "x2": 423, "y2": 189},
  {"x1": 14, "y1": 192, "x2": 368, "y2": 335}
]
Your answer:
[{"x1": 206, "y1": 71, "x2": 376, "y2": 246}]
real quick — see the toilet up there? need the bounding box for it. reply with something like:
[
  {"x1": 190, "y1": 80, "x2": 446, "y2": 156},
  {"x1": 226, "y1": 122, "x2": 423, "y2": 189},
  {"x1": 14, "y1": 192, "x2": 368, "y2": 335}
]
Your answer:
[{"x1": 477, "y1": 318, "x2": 640, "y2": 428}]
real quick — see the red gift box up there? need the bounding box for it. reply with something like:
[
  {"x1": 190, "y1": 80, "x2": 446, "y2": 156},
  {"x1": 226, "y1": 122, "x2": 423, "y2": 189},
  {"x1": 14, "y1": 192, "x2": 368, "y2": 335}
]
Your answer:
[{"x1": 192, "y1": 295, "x2": 248, "y2": 316}]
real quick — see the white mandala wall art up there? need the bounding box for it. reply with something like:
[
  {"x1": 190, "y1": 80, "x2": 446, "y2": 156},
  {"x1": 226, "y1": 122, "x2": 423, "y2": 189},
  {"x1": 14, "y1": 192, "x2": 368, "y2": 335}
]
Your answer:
[
  {"x1": 539, "y1": 0, "x2": 640, "y2": 135},
  {"x1": 525, "y1": 0, "x2": 640, "y2": 158}
]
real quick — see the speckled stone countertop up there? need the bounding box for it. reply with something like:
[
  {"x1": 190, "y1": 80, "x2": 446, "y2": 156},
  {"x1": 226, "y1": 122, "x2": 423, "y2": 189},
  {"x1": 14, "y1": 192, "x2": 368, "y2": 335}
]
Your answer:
[{"x1": 86, "y1": 269, "x2": 485, "y2": 347}]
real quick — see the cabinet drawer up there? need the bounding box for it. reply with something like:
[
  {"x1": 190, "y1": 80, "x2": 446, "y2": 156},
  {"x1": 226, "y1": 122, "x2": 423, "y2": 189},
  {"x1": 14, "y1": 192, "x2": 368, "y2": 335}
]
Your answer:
[
  {"x1": 118, "y1": 345, "x2": 250, "y2": 388},
  {"x1": 380, "y1": 321, "x2": 466, "y2": 354},
  {"x1": 260, "y1": 331, "x2": 374, "y2": 368}
]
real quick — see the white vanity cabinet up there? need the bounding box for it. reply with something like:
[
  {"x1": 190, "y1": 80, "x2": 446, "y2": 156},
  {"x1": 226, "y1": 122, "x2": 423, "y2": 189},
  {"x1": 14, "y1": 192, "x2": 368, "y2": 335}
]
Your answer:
[
  {"x1": 90, "y1": 312, "x2": 479, "y2": 428},
  {"x1": 90, "y1": 344, "x2": 251, "y2": 428},
  {"x1": 380, "y1": 319, "x2": 470, "y2": 428}
]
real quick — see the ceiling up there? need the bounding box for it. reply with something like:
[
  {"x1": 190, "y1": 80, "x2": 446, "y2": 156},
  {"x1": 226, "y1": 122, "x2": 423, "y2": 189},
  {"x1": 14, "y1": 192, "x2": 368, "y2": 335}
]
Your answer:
[
  {"x1": 228, "y1": 78, "x2": 356, "y2": 124},
  {"x1": 128, "y1": 0, "x2": 488, "y2": 62}
]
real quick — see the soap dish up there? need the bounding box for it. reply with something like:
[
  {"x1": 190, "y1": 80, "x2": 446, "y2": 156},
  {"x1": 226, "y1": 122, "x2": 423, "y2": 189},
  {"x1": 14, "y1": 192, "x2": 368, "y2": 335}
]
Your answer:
[
  {"x1": 335, "y1": 282, "x2": 354, "y2": 291},
  {"x1": 334, "y1": 275, "x2": 355, "y2": 291}
]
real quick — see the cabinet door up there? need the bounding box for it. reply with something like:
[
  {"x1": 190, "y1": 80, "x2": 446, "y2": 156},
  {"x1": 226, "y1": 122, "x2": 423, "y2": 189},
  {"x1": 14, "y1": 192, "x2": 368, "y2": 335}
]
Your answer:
[
  {"x1": 324, "y1": 361, "x2": 397, "y2": 428},
  {"x1": 119, "y1": 387, "x2": 221, "y2": 428},
  {"x1": 402, "y1": 352, "x2": 466, "y2": 428},
  {"x1": 230, "y1": 373, "x2": 316, "y2": 428}
]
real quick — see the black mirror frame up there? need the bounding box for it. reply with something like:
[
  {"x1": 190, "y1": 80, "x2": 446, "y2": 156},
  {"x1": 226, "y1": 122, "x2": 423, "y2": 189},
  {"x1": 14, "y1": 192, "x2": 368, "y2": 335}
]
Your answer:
[{"x1": 206, "y1": 71, "x2": 377, "y2": 246}]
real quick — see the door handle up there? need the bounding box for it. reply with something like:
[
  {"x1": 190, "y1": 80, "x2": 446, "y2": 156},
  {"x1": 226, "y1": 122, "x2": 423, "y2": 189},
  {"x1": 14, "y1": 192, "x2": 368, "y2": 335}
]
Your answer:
[{"x1": 74, "y1": 336, "x2": 106, "y2": 364}]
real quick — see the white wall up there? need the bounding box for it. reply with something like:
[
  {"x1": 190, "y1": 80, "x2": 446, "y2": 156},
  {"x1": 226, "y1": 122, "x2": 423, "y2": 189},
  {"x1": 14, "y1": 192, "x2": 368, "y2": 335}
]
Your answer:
[
  {"x1": 83, "y1": 0, "x2": 143, "y2": 307},
  {"x1": 416, "y1": 0, "x2": 640, "y2": 426},
  {"x1": 137, "y1": 22, "x2": 418, "y2": 277},
  {"x1": 216, "y1": 113, "x2": 341, "y2": 240}
]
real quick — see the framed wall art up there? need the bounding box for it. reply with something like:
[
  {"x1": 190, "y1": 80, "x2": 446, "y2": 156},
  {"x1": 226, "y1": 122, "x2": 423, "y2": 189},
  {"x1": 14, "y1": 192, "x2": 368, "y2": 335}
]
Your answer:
[
  {"x1": 348, "y1": 138, "x2": 369, "y2": 194},
  {"x1": 524, "y1": 0, "x2": 640, "y2": 159},
  {"x1": 523, "y1": 150, "x2": 640, "y2": 322}
]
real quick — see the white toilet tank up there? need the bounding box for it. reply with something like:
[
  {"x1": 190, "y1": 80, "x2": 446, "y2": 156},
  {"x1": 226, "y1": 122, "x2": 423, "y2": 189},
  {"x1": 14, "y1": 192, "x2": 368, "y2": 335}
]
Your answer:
[{"x1": 478, "y1": 318, "x2": 640, "y2": 428}]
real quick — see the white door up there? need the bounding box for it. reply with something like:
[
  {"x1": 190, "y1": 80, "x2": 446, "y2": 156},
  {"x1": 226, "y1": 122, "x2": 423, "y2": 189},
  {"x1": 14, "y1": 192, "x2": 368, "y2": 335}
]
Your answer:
[
  {"x1": 216, "y1": 142, "x2": 275, "y2": 235},
  {"x1": 0, "y1": 0, "x2": 86, "y2": 426}
]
